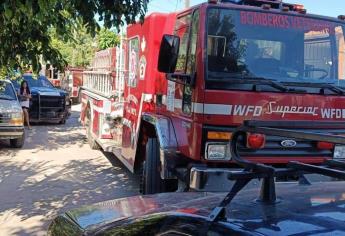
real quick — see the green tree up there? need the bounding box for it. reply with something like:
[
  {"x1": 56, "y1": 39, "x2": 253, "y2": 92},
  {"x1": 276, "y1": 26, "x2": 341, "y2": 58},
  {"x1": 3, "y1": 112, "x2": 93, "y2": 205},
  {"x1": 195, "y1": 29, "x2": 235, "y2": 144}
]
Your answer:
[
  {"x1": 98, "y1": 28, "x2": 120, "y2": 50},
  {"x1": 0, "y1": 0, "x2": 149, "y2": 77},
  {"x1": 50, "y1": 23, "x2": 96, "y2": 68}
]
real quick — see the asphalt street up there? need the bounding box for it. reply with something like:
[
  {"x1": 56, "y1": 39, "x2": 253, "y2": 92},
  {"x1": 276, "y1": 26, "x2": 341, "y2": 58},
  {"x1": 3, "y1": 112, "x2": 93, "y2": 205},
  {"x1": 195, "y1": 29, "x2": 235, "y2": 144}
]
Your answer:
[{"x1": 0, "y1": 105, "x2": 139, "y2": 235}]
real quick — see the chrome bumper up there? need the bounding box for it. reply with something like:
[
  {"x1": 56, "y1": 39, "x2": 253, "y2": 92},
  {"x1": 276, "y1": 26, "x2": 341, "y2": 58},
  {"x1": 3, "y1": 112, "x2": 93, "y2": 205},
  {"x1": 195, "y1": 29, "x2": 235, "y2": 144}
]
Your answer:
[
  {"x1": 189, "y1": 167, "x2": 260, "y2": 192},
  {"x1": 0, "y1": 126, "x2": 24, "y2": 139}
]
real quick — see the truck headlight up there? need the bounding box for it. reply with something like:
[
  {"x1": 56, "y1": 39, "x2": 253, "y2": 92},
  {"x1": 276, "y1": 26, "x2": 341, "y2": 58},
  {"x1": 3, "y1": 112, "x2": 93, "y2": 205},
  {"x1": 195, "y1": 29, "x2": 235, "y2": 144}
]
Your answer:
[
  {"x1": 9, "y1": 112, "x2": 23, "y2": 125},
  {"x1": 10, "y1": 112, "x2": 22, "y2": 119},
  {"x1": 334, "y1": 145, "x2": 345, "y2": 159},
  {"x1": 205, "y1": 142, "x2": 231, "y2": 160}
]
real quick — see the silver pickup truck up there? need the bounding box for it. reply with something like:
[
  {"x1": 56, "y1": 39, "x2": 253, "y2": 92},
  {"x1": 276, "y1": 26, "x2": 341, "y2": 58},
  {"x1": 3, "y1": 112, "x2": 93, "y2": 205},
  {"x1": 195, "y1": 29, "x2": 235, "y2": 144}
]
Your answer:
[{"x1": 0, "y1": 79, "x2": 25, "y2": 148}]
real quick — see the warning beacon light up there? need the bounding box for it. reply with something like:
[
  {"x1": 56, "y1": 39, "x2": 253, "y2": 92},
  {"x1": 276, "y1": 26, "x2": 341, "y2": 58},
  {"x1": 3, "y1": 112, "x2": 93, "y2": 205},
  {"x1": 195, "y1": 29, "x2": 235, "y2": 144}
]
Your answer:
[{"x1": 218, "y1": 0, "x2": 306, "y2": 12}]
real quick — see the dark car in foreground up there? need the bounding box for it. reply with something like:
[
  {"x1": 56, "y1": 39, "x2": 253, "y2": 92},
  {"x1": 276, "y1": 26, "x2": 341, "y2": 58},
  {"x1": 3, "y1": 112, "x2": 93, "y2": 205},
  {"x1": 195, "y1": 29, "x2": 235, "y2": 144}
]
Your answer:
[
  {"x1": 48, "y1": 181, "x2": 345, "y2": 236},
  {"x1": 48, "y1": 121, "x2": 345, "y2": 235},
  {"x1": 12, "y1": 74, "x2": 71, "y2": 124}
]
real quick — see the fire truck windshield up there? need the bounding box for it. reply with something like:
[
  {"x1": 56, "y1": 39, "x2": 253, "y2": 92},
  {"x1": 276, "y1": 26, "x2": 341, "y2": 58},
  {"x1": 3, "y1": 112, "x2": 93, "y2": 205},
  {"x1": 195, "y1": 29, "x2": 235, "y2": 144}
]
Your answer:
[{"x1": 206, "y1": 8, "x2": 345, "y2": 92}]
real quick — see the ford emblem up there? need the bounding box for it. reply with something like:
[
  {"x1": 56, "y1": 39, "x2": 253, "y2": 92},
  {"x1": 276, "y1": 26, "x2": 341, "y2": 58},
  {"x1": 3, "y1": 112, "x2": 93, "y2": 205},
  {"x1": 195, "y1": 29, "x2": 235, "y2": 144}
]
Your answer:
[{"x1": 281, "y1": 140, "x2": 297, "y2": 148}]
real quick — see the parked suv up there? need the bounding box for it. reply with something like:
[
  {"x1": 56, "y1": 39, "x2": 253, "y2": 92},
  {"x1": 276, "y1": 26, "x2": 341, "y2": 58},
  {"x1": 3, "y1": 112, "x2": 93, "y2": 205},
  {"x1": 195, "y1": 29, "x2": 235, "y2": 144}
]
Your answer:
[
  {"x1": 0, "y1": 79, "x2": 25, "y2": 148},
  {"x1": 12, "y1": 74, "x2": 71, "y2": 124}
]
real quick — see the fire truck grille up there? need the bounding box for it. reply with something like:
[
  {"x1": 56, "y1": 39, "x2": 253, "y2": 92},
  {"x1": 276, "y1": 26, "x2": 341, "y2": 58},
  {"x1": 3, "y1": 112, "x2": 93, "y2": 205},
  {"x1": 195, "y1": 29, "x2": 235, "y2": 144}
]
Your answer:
[
  {"x1": 204, "y1": 126, "x2": 343, "y2": 160},
  {"x1": 237, "y1": 129, "x2": 341, "y2": 158}
]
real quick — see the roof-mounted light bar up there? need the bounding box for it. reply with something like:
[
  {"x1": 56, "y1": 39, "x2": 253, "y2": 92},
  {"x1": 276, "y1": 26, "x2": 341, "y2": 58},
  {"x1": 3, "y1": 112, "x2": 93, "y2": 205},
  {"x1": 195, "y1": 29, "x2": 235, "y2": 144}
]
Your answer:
[
  {"x1": 216, "y1": 0, "x2": 308, "y2": 13},
  {"x1": 220, "y1": 0, "x2": 282, "y2": 6}
]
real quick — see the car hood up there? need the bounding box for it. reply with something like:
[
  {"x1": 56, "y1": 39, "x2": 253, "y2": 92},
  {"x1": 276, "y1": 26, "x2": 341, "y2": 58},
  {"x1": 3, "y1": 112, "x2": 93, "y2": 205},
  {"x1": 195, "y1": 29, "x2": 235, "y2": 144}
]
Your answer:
[
  {"x1": 0, "y1": 99, "x2": 22, "y2": 113},
  {"x1": 30, "y1": 87, "x2": 67, "y2": 96},
  {"x1": 53, "y1": 181, "x2": 345, "y2": 235}
]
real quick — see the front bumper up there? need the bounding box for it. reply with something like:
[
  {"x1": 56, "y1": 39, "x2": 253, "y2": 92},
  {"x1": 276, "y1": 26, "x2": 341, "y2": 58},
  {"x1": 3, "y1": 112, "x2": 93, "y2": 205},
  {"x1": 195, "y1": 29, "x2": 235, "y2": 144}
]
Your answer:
[
  {"x1": 0, "y1": 126, "x2": 24, "y2": 139},
  {"x1": 189, "y1": 166, "x2": 264, "y2": 192},
  {"x1": 30, "y1": 102, "x2": 71, "y2": 122},
  {"x1": 189, "y1": 167, "x2": 242, "y2": 192}
]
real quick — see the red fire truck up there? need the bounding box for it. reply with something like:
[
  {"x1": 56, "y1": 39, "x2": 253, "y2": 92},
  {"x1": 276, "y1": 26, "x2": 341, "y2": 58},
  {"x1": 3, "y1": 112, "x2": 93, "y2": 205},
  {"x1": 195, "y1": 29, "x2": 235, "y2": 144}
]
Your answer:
[
  {"x1": 81, "y1": 0, "x2": 345, "y2": 194},
  {"x1": 65, "y1": 48, "x2": 123, "y2": 104},
  {"x1": 63, "y1": 67, "x2": 85, "y2": 103},
  {"x1": 80, "y1": 44, "x2": 126, "y2": 148},
  {"x1": 44, "y1": 65, "x2": 63, "y2": 88}
]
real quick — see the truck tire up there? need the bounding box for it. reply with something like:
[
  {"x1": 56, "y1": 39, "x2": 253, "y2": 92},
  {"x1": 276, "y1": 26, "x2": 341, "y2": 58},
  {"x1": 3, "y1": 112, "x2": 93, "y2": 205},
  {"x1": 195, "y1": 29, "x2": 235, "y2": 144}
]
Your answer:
[
  {"x1": 141, "y1": 138, "x2": 178, "y2": 194},
  {"x1": 10, "y1": 133, "x2": 25, "y2": 148},
  {"x1": 87, "y1": 123, "x2": 100, "y2": 150}
]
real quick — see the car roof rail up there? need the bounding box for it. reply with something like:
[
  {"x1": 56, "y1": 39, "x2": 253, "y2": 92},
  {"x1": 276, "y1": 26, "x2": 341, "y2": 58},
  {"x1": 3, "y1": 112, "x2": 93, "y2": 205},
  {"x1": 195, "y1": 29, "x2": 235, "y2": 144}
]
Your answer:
[{"x1": 208, "y1": 120, "x2": 345, "y2": 223}]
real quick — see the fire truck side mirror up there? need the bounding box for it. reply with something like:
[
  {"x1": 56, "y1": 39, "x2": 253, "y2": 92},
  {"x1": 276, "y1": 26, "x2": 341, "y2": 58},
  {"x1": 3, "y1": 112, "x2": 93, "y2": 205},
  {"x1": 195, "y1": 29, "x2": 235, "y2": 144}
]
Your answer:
[{"x1": 158, "y1": 34, "x2": 180, "y2": 74}]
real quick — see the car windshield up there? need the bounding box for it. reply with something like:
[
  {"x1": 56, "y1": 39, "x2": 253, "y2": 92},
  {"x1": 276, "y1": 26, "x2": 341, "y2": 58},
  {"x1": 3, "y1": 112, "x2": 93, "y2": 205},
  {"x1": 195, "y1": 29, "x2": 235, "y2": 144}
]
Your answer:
[
  {"x1": 0, "y1": 80, "x2": 17, "y2": 100},
  {"x1": 13, "y1": 75, "x2": 54, "y2": 89},
  {"x1": 207, "y1": 8, "x2": 345, "y2": 89}
]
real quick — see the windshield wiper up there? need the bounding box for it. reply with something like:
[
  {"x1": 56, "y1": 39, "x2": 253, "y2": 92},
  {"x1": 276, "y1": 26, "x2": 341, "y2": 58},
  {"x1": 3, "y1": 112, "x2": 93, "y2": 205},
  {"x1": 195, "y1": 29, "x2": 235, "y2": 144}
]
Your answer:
[
  {"x1": 208, "y1": 75, "x2": 307, "y2": 93},
  {"x1": 243, "y1": 77, "x2": 307, "y2": 93},
  {"x1": 283, "y1": 82, "x2": 345, "y2": 95},
  {"x1": 316, "y1": 83, "x2": 345, "y2": 95}
]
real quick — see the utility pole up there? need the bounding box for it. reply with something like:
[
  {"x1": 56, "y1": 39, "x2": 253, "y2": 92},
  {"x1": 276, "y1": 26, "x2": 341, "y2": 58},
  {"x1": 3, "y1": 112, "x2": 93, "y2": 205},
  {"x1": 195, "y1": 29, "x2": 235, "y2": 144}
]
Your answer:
[{"x1": 185, "y1": 0, "x2": 190, "y2": 8}]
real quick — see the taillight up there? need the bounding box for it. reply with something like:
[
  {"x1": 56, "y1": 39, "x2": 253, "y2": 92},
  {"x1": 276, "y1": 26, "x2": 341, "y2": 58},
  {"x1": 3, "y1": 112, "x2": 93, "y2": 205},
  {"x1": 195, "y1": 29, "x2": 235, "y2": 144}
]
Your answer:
[
  {"x1": 317, "y1": 141, "x2": 335, "y2": 150},
  {"x1": 247, "y1": 133, "x2": 266, "y2": 149}
]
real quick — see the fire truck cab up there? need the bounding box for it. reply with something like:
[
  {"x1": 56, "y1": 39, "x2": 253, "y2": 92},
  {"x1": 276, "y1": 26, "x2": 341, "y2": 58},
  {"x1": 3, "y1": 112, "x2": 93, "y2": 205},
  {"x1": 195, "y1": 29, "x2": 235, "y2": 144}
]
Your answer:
[{"x1": 81, "y1": 0, "x2": 345, "y2": 194}]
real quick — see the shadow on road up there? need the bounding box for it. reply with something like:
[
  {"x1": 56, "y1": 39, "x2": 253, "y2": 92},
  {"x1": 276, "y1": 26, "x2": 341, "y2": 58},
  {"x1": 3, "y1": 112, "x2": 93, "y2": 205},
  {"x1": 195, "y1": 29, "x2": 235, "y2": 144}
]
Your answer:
[
  {"x1": 0, "y1": 109, "x2": 85, "y2": 157},
  {"x1": 0, "y1": 104, "x2": 141, "y2": 235},
  {"x1": 0, "y1": 155, "x2": 139, "y2": 235}
]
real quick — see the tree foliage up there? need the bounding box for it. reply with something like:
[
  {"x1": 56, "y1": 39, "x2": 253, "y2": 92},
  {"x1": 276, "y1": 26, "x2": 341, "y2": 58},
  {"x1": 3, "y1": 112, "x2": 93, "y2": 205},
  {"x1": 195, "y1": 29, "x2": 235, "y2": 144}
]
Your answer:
[
  {"x1": 98, "y1": 28, "x2": 120, "y2": 50},
  {"x1": 50, "y1": 26, "x2": 121, "y2": 68},
  {"x1": 0, "y1": 0, "x2": 149, "y2": 77},
  {"x1": 50, "y1": 23, "x2": 96, "y2": 68}
]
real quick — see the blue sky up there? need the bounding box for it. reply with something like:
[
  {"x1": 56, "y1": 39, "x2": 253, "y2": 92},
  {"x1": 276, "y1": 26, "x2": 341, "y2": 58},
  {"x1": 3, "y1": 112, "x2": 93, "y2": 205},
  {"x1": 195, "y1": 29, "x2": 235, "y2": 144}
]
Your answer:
[{"x1": 148, "y1": 0, "x2": 344, "y2": 17}]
